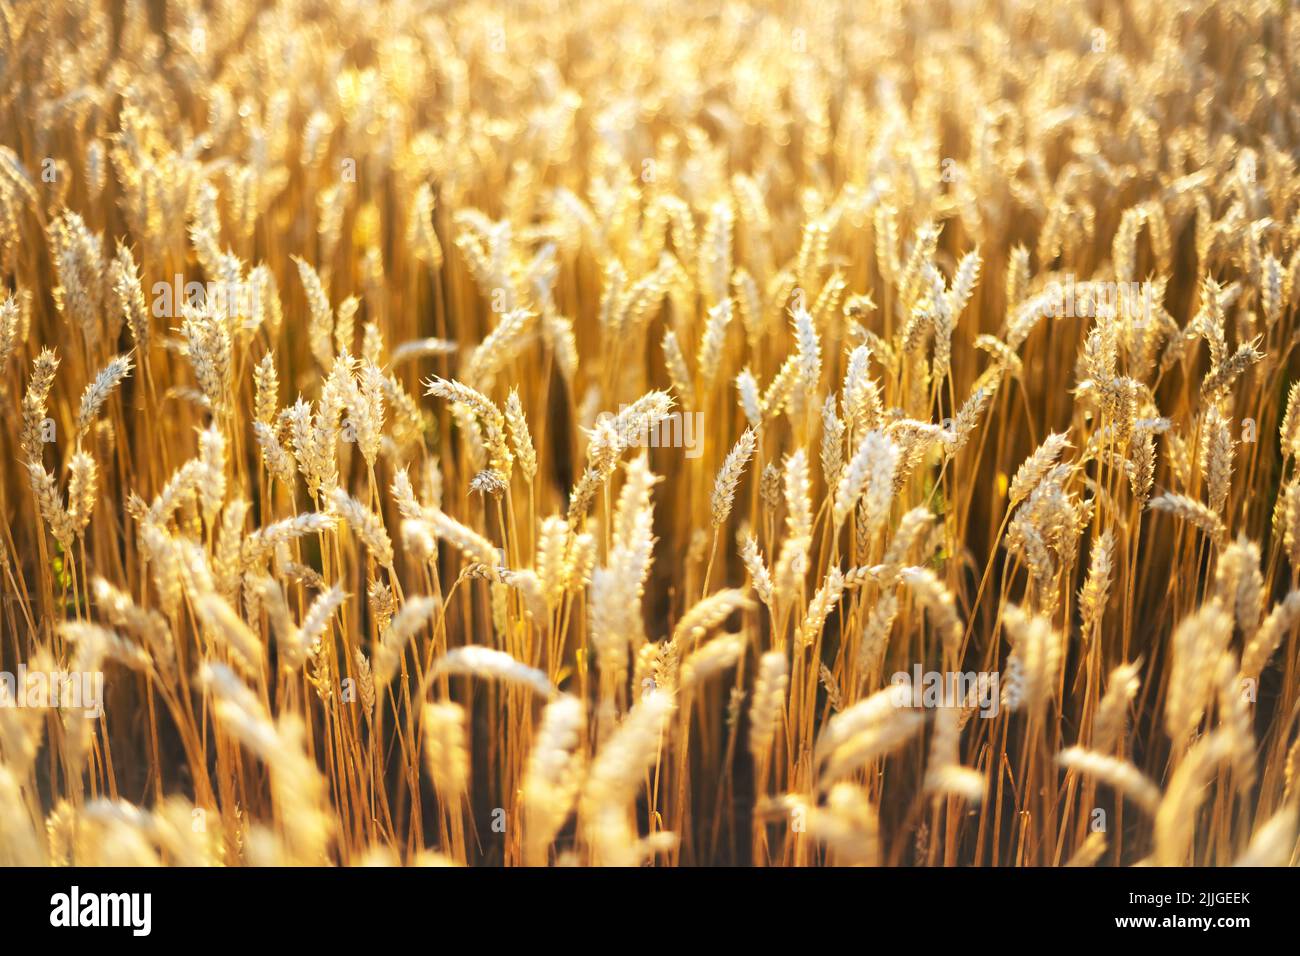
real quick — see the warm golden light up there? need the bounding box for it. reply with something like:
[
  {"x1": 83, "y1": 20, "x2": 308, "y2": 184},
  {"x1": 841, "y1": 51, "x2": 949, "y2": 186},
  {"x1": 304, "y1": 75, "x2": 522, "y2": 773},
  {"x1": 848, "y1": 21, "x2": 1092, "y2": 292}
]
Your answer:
[{"x1": 0, "y1": 0, "x2": 1297, "y2": 869}]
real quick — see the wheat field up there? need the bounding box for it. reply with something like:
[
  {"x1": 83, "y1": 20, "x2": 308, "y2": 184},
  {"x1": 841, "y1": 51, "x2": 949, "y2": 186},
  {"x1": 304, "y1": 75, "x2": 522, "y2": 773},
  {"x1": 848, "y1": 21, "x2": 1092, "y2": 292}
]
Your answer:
[{"x1": 0, "y1": 0, "x2": 1298, "y2": 868}]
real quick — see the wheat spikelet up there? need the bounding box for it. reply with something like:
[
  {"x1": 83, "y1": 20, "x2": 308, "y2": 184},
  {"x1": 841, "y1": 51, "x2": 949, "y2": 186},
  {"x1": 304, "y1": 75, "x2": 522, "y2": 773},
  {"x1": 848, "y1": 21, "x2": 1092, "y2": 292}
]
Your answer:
[
  {"x1": 504, "y1": 388, "x2": 537, "y2": 483},
  {"x1": 1056, "y1": 748, "x2": 1160, "y2": 814},
  {"x1": 1199, "y1": 405, "x2": 1234, "y2": 515},
  {"x1": 680, "y1": 633, "x2": 746, "y2": 691},
  {"x1": 923, "y1": 707, "x2": 984, "y2": 803},
  {"x1": 193, "y1": 593, "x2": 264, "y2": 676},
  {"x1": 804, "y1": 783, "x2": 881, "y2": 865},
  {"x1": 1148, "y1": 492, "x2": 1225, "y2": 542},
  {"x1": 749, "y1": 650, "x2": 788, "y2": 762},
  {"x1": 1241, "y1": 591, "x2": 1300, "y2": 681},
  {"x1": 75, "y1": 354, "x2": 133, "y2": 438},
  {"x1": 581, "y1": 689, "x2": 674, "y2": 866},
  {"x1": 671, "y1": 589, "x2": 753, "y2": 647},
  {"x1": 1065, "y1": 831, "x2": 1108, "y2": 867},
  {"x1": 433, "y1": 647, "x2": 555, "y2": 698},
  {"x1": 1092, "y1": 661, "x2": 1141, "y2": 752},
  {"x1": 1164, "y1": 603, "x2": 1232, "y2": 743},
  {"x1": 710, "y1": 428, "x2": 755, "y2": 527},
  {"x1": 899, "y1": 567, "x2": 962, "y2": 657},
  {"x1": 1232, "y1": 806, "x2": 1298, "y2": 867},
  {"x1": 326, "y1": 486, "x2": 393, "y2": 568},
  {"x1": 426, "y1": 509, "x2": 502, "y2": 578},
  {"x1": 797, "y1": 568, "x2": 845, "y2": 649},
  {"x1": 817, "y1": 709, "x2": 925, "y2": 790},
  {"x1": 1000, "y1": 605, "x2": 1063, "y2": 713},
  {"x1": 1077, "y1": 530, "x2": 1114, "y2": 635},
  {"x1": 422, "y1": 702, "x2": 469, "y2": 804},
  {"x1": 738, "y1": 531, "x2": 774, "y2": 608},
  {"x1": 1009, "y1": 433, "x2": 1071, "y2": 507},
  {"x1": 523, "y1": 694, "x2": 585, "y2": 866},
  {"x1": 1154, "y1": 730, "x2": 1237, "y2": 866},
  {"x1": 374, "y1": 595, "x2": 442, "y2": 688}
]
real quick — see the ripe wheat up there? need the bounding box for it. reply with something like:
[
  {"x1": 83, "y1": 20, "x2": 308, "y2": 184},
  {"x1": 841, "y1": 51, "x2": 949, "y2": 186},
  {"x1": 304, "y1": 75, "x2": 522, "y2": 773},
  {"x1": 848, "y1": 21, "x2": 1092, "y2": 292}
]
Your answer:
[{"x1": 0, "y1": 0, "x2": 1297, "y2": 868}]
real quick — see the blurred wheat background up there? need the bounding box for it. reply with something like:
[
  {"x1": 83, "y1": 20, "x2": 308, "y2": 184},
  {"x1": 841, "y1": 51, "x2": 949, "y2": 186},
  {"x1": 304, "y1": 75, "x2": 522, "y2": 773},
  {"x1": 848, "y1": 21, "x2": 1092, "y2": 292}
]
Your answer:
[{"x1": 1, "y1": 0, "x2": 1299, "y2": 866}]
